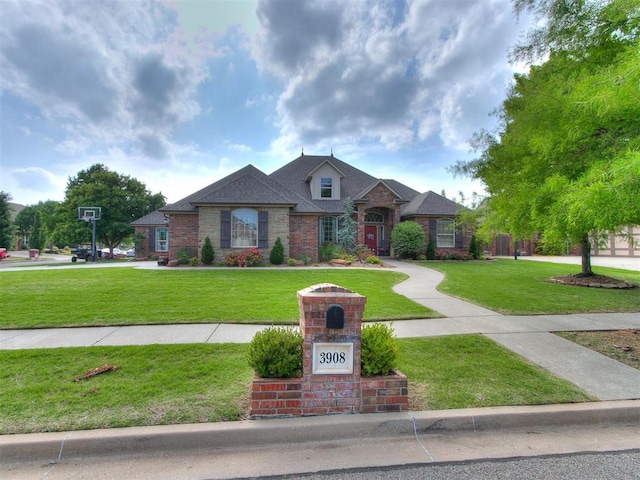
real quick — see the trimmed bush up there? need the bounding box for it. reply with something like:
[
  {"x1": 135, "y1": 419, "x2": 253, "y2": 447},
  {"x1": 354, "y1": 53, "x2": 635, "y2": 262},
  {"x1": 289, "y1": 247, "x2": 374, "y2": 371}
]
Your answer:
[
  {"x1": 361, "y1": 323, "x2": 398, "y2": 376},
  {"x1": 247, "y1": 326, "x2": 303, "y2": 378},
  {"x1": 469, "y1": 234, "x2": 483, "y2": 260},
  {"x1": 391, "y1": 221, "x2": 425, "y2": 259},
  {"x1": 426, "y1": 233, "x2": 436, "y2": 260},
  {"x1": 201, "y1": 236, "x2": 215, "y2": 265},
  {"x1": 269, "y1": 237, "x2": 284, "y2": 265}
]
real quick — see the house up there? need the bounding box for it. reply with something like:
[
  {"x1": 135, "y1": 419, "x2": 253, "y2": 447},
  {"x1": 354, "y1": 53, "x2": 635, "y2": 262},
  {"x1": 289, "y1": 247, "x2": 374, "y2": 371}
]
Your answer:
[{"x1": 131, "y1": 154, "x2": 469, "y2": 262}]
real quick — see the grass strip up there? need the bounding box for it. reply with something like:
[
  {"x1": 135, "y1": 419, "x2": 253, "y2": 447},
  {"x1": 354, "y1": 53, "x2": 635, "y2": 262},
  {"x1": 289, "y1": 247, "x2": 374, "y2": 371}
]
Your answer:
[
  {"x1": 0, "y1": 269, "x2": 437, "y2": 329},
  {"x1": 0, "y1": 336, "x2": 593, "y2": 434},
  {"x1": 419, "y1": 259, "x2": 640, "y2": 314},
  {"x1": 398, "y1": 335, "x2": 593, "y2": 410}
]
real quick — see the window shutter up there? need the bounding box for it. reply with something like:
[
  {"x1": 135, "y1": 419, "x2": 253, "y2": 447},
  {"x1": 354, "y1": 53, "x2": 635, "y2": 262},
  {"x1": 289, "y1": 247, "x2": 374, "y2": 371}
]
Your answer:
[
  {"x1": 221, "y1": 210, "x2": 231, "y2": 248},
  {"x1": 429, "y1": 218, "x2": 437, "y2": 243},
  {"x1": 148, "y1": 227, "x2": 156, "y2": 252},
  {"x1": 258, "y1": 211, "x2": 268, "y2": 249},
  {"x1": 455, "y1": 224, "x2": 463, "y2": 248}
]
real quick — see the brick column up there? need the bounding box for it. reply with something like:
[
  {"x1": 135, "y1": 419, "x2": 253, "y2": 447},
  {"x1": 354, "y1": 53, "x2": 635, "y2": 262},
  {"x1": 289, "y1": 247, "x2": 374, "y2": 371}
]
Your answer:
[{"x1": 297, "y1": 284, "x2": 366, "y2": 415}]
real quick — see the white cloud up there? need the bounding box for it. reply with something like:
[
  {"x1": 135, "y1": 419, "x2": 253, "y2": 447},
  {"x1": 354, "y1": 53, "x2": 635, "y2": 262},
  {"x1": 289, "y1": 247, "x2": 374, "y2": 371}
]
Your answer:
[{"x1": 255, "y1": 0, "x2": 527, "y2": 156}]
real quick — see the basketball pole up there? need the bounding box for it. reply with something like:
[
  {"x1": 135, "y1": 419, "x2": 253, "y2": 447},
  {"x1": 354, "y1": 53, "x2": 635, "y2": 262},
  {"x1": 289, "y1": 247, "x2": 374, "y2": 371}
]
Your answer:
[{"x1": 90, "y1": 217, "x2": 97, "y2": 262}]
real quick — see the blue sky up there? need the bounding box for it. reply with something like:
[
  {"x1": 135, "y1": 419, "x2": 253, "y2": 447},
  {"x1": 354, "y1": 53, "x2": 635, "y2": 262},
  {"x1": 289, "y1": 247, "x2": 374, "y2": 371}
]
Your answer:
[{"x1": 0, "y1": 0, "x2": 531, "y2": 206}]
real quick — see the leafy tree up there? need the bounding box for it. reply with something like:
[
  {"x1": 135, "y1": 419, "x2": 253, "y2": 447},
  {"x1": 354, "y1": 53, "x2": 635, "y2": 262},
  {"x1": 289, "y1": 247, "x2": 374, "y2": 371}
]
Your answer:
[
  {"x1": 454, "y1": 0, "x2": 640, "y2": 276},
  {"x1": 391, "y1": 221, "x2": 425, "y2": 259},
  {"x1": 269, "y1": 237, "x2": 284, "y2": 265},
  {"x1": 14, "y1": 201, "x2": 62, "y2": 251},
  {"x1": 0, "y1": 191, "x2": 14, "y2": 249},
  {"x1": 337, "y1": 197, "x2": 357, "y2": 254},
  {"x1": 201, "y1": 236, "x2": 215, "y2": 265},
  {"x1": 60, "y1": 164, "x2": 166, "y2": 254}
]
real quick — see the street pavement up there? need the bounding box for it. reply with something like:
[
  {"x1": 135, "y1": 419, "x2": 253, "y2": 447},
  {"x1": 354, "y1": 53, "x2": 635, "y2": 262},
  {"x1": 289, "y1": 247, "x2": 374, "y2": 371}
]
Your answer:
[{"x1": 1, "y1": 253, "x2": 639, "y2": 478}]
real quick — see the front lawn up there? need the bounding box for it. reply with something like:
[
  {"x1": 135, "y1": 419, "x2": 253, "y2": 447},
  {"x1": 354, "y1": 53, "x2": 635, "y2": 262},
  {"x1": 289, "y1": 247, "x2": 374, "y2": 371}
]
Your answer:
[
  {"x1": 0, "y1": 268, "x2": 437, "y2": 329},
  {"x1": 420, "y1": 259, "x2": 640, "y2": 314},
  {"x1": 0, "y1": 336, "x2": 592, "y2": 434}
]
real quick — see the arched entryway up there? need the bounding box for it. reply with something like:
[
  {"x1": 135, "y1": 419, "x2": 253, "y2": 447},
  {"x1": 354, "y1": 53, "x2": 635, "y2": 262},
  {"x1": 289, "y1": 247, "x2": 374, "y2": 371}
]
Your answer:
[{"x1": 363, "y1": 208, "x2": 394, "y2": 255}]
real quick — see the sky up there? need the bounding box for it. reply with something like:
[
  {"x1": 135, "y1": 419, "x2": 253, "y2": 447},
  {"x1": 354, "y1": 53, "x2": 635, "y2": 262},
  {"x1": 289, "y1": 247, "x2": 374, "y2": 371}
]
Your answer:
[{"x1": 0, "y1": 0, "x2": 532, "y2": 207}]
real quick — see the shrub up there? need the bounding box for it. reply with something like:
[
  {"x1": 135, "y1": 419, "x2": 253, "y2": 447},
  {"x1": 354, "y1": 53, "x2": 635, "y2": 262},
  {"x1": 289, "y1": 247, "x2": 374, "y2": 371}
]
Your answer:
[
  {"x1": 224, "y1": 248, "x2": 264, "y2": 267},
  {"x1": 299, "y1": 254, "x2": 311, "y2": 265},
  {"x1": 366, "y1": 255, "x2": 382, "y2": 265},
  {"x1": 269, "y1": 237, "x2": 284, "y2": 265},
  {"x1": 176, "y1": 247, "x2": 195, "y2": 265},
  {"x1": 435, "y1": 249, "x2": 472, "y2": 260},
  {"x1": 189, "y1": 256, "x2": 198, "y2": 266},
  {"x1": 469, "y1": 234, "x2": 483, "y2": 260},
  {"x1": 247, "y1": 326, "x2": 303, "y2": 378},
  {"x1": 391, "y1": 221, "x2": 425, "y2": 259},
  {"x1": 287, "y1": 258, "x2": 298, "y2": 266},
  {"x1": 319, "y1": 243, "x2": 336, "y2": 262},
  {"x1": 360, "y1": 323, "x2": 398, "y2": 376},
  {"x1": 201, "y1": 236, "x2": 215, "y2": 265}
]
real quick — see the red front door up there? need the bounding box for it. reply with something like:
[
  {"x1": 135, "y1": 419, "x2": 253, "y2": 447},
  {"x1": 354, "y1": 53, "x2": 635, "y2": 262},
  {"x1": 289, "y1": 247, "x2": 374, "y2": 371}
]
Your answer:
[{"x1": 364, "y1": 225, "x2": 377, "y2": 253}]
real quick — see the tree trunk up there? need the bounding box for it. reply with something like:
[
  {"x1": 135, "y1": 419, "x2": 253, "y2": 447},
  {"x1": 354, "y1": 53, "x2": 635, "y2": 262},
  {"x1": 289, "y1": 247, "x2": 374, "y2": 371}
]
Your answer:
[{"x1": 579, "y1": 235, "x2": 593, "y2": 277}]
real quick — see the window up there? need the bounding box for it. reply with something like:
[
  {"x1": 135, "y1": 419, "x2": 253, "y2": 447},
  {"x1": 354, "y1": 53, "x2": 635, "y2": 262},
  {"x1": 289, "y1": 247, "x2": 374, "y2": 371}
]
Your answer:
[
  {"x1": 436, "y1": 218, "x2": 455, "y2": 247},
  {"x1": 320, "y1": 177, "x2": 333, "y2": 198},
  {"x1": 319, "y1": 216, "x2": 337, "y2": 244},
  {"x1": 155, "y1": 227, "x2": 168, "y2": 252},
  {"x1": 365, "y1": 212, "x2": 384, "y2": 223},
  {"x1": 232, "y1": 208, "x2": 258, "y2": 247}
]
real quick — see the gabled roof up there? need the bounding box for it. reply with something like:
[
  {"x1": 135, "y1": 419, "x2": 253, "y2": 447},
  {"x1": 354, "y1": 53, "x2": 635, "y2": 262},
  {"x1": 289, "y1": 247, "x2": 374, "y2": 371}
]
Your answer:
[
  {"x1": 269, "y1": 155, "x2": 418, "y2": 214},
  {"x1": 400, "y1": 191, "x2": 464, "y2": 217},
  {"x1": 131, "y1": 209, "x2": 166, "y2": 226},
  {"x1": 356, "y1": 179, "x2": 418, "y2": 202},
  {"x1": 161, "y1": 165, "x2": 318, "y2": 213},
  {"x1": 303, "y1": 159, "x2": 346, "y2": 182}
]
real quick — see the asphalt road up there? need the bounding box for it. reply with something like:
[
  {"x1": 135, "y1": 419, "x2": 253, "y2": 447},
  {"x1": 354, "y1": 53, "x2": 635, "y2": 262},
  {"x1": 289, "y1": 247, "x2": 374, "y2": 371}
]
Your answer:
[{"x1": 274, "y1": 451, "x2": 640, "y2": 480}]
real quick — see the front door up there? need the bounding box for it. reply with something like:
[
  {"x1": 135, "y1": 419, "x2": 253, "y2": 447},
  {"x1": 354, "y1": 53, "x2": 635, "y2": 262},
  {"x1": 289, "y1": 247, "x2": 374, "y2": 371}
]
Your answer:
[{"x1": 364, "y1": 225, "x2": 377, "y2": 253}]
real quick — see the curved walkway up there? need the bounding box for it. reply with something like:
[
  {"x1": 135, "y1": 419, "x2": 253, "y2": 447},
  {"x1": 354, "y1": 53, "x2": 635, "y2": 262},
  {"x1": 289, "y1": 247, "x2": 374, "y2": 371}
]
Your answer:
[{"x1": 1, "y1": 258, "x2": 639, "y2": 400}]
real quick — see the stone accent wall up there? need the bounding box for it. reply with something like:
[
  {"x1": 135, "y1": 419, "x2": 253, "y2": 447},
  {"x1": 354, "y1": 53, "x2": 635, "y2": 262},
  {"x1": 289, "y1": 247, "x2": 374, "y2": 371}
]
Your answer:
[
  {"x1": 289, "y1": 214, "x2": 318, "y2": 261},
  {"x1": 250, "y1": 284, "x2": 408, "y2": 419},
  {"x1": 196, "y1": 206, "x2": 290, "y2": 262}
]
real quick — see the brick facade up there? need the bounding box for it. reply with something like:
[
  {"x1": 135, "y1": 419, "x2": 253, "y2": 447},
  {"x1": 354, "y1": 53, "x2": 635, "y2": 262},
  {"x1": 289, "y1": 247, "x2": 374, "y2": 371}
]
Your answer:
[
  {"x1": 289, "y1": 214, "x2": 318, "y2": 261},
  {"x1": 250, "y1": 284, "x2": 408, "y2": 419},
  {"x1": 167, "y1": 213, "x2": 199, "y2": 259}
]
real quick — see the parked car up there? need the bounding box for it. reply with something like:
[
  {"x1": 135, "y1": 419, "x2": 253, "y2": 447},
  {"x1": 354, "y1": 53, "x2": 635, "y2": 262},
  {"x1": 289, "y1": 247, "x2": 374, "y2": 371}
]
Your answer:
[
  {"x1": 0, "y1": 248, "x2": 7, "y2": 260},
  {"x1": 125, "y1": 248, "x2": 135, "y2": 257}
]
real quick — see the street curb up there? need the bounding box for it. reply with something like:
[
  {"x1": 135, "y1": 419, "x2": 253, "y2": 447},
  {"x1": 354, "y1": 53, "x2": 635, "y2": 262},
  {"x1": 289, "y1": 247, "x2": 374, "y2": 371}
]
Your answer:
[{"x1": 2, "y1": 400, "x2": 639, "y2": 465}]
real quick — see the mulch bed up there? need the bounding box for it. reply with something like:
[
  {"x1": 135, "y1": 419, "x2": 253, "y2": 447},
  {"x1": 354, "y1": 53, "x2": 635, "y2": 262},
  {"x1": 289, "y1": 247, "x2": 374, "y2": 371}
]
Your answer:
[{"x1": 549, "y1": 274, "x2": 636, "y2": 289}]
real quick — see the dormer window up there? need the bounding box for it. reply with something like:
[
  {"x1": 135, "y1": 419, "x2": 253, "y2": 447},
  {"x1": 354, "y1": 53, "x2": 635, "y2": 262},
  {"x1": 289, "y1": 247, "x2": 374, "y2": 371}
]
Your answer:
[{"x1": 320, "y1": 178, "x2": 333, "y2": 198}]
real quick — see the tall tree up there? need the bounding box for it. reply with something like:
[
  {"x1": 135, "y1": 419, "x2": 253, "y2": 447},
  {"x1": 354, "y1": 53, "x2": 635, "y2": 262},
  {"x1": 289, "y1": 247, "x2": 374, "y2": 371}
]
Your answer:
[
  {"x1": 337, "y1": 197, "x2": 357, "y2": 254},
  {"x1": 0, "y1": 191, "x2": 14, "y2": 249},
  {"x1": 61, "y1": 164, "x2": 166, "y2": 254},
  {"x1": 454, "y1": 0, "x2": 640, "y2": 276}
]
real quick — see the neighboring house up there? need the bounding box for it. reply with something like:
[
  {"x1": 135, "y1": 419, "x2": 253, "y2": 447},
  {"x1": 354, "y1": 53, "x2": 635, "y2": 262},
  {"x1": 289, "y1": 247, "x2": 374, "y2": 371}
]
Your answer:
[{"x1": 131, "y1": 154, "x2": 469, "y2": 262}]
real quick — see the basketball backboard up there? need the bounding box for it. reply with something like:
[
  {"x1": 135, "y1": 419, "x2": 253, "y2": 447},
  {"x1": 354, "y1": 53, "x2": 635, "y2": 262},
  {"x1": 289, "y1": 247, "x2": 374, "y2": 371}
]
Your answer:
[{"x1": 78, "y1": 206, "x2": 101, "y2": 221}]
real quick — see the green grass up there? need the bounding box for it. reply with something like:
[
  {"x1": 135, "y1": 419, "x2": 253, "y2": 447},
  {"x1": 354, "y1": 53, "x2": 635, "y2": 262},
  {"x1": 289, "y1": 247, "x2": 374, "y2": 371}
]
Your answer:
[
  {"x1": 0, "y1": 269, "x2": 437, "y2": 329},
  {"x1": 0, "y1": 336, "x2": 592, "y2": 434},
  {"x1": 418, "y1": 259, "x2": 640, "y2": 314},
  {"x1": 0, "y1": 344, "x2": 253, "y2": 434},
  {"x1": 397, "y1": 335, "x2": 593, "y2": 410}
]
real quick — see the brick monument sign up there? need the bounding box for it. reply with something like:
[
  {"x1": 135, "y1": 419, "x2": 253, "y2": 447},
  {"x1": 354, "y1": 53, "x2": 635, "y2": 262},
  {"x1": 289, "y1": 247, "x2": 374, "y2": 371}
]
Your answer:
[{"x1": 250, "y1": 284, "x2": 408, "y2": 418}]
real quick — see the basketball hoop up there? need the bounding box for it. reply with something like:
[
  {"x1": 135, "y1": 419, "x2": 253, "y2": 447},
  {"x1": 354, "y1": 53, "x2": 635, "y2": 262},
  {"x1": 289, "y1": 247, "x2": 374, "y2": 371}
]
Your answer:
[{"x1": 81, "y1": 216, "x2": 92, "y2": 222}]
